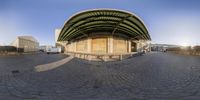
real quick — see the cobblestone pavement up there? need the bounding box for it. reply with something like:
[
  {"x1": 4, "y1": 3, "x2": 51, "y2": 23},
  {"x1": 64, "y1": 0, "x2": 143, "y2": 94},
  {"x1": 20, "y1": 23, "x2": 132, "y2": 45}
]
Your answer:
[{"x1": 0, "y1": 52, "x2": 200, "y2": 100}]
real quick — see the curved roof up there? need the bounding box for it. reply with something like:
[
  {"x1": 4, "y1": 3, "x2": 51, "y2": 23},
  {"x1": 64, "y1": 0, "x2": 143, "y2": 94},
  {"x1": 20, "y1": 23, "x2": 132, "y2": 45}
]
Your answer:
[{"x1": 58, "y1": 9, "x2": 151, "y2": 41}]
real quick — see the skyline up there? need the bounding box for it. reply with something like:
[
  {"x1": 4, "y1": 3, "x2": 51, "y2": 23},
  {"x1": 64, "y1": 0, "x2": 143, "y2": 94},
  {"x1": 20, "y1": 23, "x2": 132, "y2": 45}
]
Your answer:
[{"x1": 0, "y1": 0, "x2": 200, "y2": 46}]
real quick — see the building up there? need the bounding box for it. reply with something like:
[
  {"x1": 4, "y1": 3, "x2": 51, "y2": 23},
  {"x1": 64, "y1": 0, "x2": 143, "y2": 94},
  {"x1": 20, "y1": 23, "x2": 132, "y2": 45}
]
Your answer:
[
  {"x1": 11, "y1": 36, "x2": 39, "y2": 52},
  {"x1": 55, "y1": 29, "x2": 65, "y2": 53},
  {"x1": 56, "y1": 9, "x2": 151, "y2": 61},
  {"x1": 55, "y1": 29, "x2": 61, "y2": 43}
]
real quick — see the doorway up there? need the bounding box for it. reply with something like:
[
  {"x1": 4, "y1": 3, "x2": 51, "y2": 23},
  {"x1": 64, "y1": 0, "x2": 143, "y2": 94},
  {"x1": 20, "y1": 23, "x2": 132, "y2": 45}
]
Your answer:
[{"x1": 131, "y1": 42, "x2": 137, "y2": 52}]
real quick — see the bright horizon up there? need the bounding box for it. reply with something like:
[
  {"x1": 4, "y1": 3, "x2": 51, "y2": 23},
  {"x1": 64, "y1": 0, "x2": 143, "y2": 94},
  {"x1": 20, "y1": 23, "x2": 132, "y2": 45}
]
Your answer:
[{"x1": 0, "y1": 0, "x2": 200, "y2": 46}]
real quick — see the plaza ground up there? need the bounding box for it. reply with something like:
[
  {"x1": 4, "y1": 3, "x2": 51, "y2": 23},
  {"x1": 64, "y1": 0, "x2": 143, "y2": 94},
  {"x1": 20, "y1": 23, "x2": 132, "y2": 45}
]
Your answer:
[{"x1": 0, "y1": 52, "x2": 200, "y2": 100}]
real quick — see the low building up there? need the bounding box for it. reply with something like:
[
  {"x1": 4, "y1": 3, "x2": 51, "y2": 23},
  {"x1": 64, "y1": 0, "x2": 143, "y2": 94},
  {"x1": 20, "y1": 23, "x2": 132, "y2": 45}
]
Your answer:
[
  {"x1": 56, "y1": 9, "x2": 151, "y2": 61},
  {"x1": 11, "y1": 36, "x2": 39, "y2": 52}
]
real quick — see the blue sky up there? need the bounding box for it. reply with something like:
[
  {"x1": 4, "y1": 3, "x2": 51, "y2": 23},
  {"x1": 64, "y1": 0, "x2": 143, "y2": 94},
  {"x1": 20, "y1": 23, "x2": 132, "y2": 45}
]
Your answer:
[{"x1": 0, "y1": 0, "x2": 200, "y2": 46}]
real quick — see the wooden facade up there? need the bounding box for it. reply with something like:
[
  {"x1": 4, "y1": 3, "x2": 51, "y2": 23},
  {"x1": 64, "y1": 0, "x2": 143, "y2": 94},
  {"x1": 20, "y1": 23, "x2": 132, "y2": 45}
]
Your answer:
[
  {"x1": 65, "y1": 36, "x2": 132, "y2": 54},
  {"x1": 92, "y1": 38, "x2": 107, "y2": 53}
]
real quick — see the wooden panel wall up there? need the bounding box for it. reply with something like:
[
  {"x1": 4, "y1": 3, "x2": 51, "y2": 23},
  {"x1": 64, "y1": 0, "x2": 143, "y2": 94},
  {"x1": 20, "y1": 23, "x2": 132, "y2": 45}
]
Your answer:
[
  {"x1": 67, "y1": 43, "x2": 75, "y2": 52},
  {"x1": 76, "y1": 39, "x2": 87, "y2": 52},
  {"x1": 92, "y1": 38, "x2": 107, "y2": 53},
  {"x1": 113, "y1": 38, "x2": 127, "y2": 53}
]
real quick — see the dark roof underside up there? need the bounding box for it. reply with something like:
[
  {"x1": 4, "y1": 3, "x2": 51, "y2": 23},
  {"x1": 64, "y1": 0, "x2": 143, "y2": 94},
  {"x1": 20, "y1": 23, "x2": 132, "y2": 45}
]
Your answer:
[{"x1": 58, "y1": 9, "x2": 151, "y2": 41}]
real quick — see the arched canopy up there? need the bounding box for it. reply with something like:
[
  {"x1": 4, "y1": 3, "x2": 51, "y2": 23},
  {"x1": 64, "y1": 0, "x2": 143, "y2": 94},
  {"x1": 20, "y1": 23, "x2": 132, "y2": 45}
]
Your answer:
[{"x1": 58, "y1": 9, "x2": 151, "y2": 41}]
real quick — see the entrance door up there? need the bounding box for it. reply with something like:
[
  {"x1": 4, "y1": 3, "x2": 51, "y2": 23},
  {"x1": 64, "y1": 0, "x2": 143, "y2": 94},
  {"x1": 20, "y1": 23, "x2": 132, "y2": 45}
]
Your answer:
[{"x1": 131, "y1": 42, "x2": 137, "y2": 52}]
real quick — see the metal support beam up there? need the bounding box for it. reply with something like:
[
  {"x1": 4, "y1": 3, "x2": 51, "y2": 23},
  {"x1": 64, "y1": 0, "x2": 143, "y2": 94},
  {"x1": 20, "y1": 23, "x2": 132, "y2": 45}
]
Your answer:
[
  {"x1": 130, "y1": 34, "x2": 147, "y2": 40},
  {"x1": 112, "y1": 15, "x2": 131, "y2": 35}
]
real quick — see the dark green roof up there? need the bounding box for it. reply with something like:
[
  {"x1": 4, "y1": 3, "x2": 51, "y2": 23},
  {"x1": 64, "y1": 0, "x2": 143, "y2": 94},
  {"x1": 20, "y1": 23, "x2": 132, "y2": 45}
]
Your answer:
[{"x1": 58, "y1": 9, "x2": 151, "y2": 41}]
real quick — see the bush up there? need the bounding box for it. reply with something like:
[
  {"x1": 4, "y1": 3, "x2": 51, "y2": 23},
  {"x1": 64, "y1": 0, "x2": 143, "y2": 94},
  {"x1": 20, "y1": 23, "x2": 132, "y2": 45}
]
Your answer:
[
  {"x1": 193, "y1": 46, "x2": 200, "y2": 51},
  {"x1": 0, "y1": 46, "x2": 17, "y2": 52},
  {"x1": 166, "y1": 47, "x2": 181, "y2": 51}
]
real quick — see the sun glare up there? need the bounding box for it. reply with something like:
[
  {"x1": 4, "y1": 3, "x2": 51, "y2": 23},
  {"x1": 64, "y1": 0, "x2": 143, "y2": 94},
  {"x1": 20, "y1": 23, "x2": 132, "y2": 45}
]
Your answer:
[{"x1": 180, "y1": 42, "x2": 190, "y2": 47}]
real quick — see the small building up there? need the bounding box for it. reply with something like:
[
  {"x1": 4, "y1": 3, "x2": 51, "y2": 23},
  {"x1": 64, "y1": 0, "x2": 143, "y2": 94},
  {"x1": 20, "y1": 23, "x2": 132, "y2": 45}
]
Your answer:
[{"x1": 11, "y1": 36, "x2": 39, "y2": 52}]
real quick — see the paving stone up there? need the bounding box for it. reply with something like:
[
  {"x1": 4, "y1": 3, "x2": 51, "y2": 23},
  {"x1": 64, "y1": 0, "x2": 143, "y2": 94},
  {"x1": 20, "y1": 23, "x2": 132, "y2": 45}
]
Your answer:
[{"x1": 0, "y1": 53, "x2": 200, "y2": 99}]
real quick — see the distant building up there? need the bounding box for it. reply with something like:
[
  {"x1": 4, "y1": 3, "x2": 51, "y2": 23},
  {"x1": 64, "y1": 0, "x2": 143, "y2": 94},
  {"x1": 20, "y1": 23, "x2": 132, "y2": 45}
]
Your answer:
[
  {"x1": 151, "y1": 44, "x2": 179, "y2": 52},
  {"x1": 55, "y1": 29, "x2": 61, "y2": 43},
  {"x1": 55, "y1": 29, "x2": 65, "y2": 53},
  {"x1": 11, "y1": 36, "x2": 39, "y2": 52}
]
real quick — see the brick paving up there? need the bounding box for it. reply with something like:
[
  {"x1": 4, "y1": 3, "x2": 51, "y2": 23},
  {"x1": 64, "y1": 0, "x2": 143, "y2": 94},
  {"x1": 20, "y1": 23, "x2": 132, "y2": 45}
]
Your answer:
[{"x1": 0, "y1": 52, "x2": 200, "y2": 100}]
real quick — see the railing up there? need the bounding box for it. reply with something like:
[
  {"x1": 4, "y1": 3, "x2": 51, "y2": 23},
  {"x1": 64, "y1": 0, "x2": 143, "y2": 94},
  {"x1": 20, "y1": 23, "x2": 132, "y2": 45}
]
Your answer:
[{"x1": 65, "y1": 52, "x2": 139, "y2": 61}]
